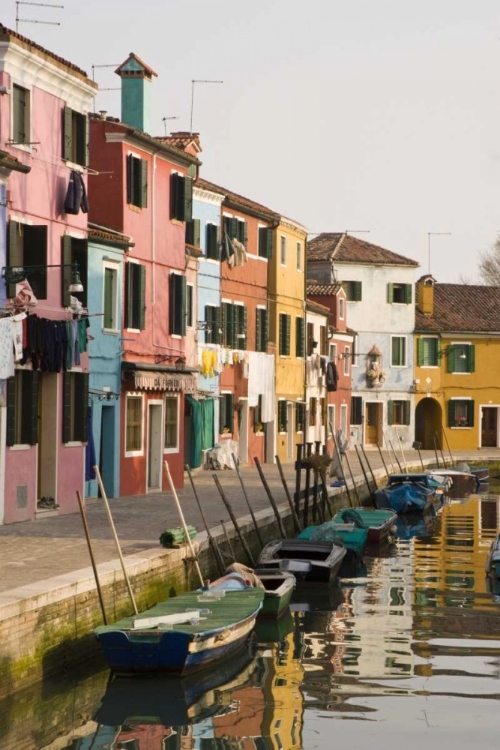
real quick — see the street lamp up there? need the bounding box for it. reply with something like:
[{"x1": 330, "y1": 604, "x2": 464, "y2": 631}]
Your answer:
[{"x1": 2, "y1": 262, "x2": 84, "y2": 293}]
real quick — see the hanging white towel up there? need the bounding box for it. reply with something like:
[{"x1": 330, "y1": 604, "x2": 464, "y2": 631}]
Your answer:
[{"x1": 0, "y1": 319, "x2": 15, "y2": 378}]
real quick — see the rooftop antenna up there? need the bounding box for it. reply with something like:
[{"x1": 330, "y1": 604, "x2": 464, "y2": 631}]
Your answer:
[
  {"x1": 15, "y1": 2, "x2": 64, "y2": 32},
  {"x1": 91, "y1": 64, "x2": 120, "y2": 113},
  {"x1": 427, "y1": 231, "x2": 451, "y2": 274},
  {"x1": 162, "y1": 116, "x2": 179, "y2": 136},
  {"x1": 190, "y1": 79, "x2": 224, "y2": 134}
]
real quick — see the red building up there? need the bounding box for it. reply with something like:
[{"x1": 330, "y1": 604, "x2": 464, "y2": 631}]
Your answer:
[{"x1": 89, "y1": 54, "x2": 200, "y2": 493}]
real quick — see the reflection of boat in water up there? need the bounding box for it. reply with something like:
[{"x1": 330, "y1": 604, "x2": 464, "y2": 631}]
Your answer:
[
  {"x1": 254, "y1": 608, "x2": 294, "y2": 644},
  {"x1": 290, "y1": 580, "x2": 344, "y2": 613},
  {"x1": 394, "y1": 511, "x2": 437, "y2": 540},
  {"x1": 94, "y1": 642, "x2": 259, "y2": 728},
  {"x1": 485, "y1": 533, "x2": 500, "y2": 578}
]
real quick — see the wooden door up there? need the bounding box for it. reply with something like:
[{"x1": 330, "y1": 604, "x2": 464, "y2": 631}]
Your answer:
[
  {"x1": 481, "y1": 407, "x2": 498, "y2": 447},
  {"x1": 365, "y1": 403, "x2": 380, "y2": 445}
]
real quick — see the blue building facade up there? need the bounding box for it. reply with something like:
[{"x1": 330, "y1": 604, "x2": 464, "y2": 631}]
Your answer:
[
  {"x1": 193, "y1": 184, "x2": 224, "y2": 439},
  {"x1": 86, "y1": 225, "x2": 131, "y2": 498}
]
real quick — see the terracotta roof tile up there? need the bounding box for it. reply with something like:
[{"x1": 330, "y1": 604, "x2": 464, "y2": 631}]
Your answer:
[
  {"x1": 88, "y1": 223, "x2": 134, "y2": 247},
  {"x1": 157, "y1": 132, "x2": 202, "y2": 154},
  {"x1": 185, "y1": 243, "x2": 204, "y2": 258},
  {"x1": 307, "y1": 232, "x2": 419, "y2": 267},
  {"x1": 0, "y1": 24, "x2": 95, "y2": 85},
  {"x1": 196, "y1": 178, "x2": 280, "y2": 222},
  {"x1": 307, "y1": 282, "x2": 342, "y2": 295},
  {"x1": 306, "y1": 298, "x2": 330, "y2": 315},
  {"x1": 416, "y1": 283, "x2": 500, "y2": 333}
]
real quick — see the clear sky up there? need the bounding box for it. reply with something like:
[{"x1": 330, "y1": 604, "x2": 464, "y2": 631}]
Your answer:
[{"x1": 4, "y1": 0, "x2": 500, "y2": 282}]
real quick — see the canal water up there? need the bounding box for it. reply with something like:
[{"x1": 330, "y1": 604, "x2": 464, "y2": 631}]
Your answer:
[{"x1": 1, "y1": 491, "x2": 500, "y2": 749}]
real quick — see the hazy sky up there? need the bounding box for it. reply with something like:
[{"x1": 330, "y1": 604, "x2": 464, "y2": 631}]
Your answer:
[{"x1": 4, "y1": 0, "x2": 500, "y2": 282}]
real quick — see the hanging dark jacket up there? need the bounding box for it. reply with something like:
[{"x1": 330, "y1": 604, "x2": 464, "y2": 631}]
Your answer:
[
  {"x1": 64, "y1": 170, "x2": 89, "y2": 215},
  {"x1": 326, "y1": 361, "x2": 339, "y2": 392}
]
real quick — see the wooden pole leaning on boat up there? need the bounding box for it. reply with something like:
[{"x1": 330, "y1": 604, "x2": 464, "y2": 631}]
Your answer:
[
  {"x1": 412, "y1": 441, "x2": 425, "y2": 472},
  {"x1": 254, "y1": 457, "x2": 287, "y2": 539},
  {"x1": 330, "y1": 422, "x2": 352, "y2": 507},
  {"x1": 441, "y1": 425, "x2": 455, "y2": 466},
  {"x1": 376, "y1": 442, "x2": 390, "y2": 477},
  {"x1": 163, "y1": 460, "x2": 205, "y2": 589},
  {"x1": 361, "y1": 445, "x2": 379, "y2": 490},
  {"x1": 221, "y1": 519, "x2": 235, "y2": 560},
  {"x1": 354, "y1": 445, "x2": 375, "y2": 502},
  {"x1": 76, "y1": 490, "x2": 108, "y2": 625},
  {"x1": 232, "y1": 453, "x2": 264, "y2": 549},
  {"x1": 395, "y1": 431, "x2": 408, "y2": 473},
  {"x1": 387, "y1": 438, "x2": 402, "y2": 472},
  {"x1": 213, "y1": 474, "x2": 256, "y2": 567},
  {"x1": 94, "y1": 465, "x2": 138, "y2": 615},
  {"x1": 275, "y1": 455, "x2": 302, "y2": 533},
  {"x1": 185, "y1": 464, "x2": 225, "y2": 576},
  {"x1": 433, "y1": 433, "x2": 441, "y2": 468},
  {"x1": 435, "y1": 431, "x2": 447, "y2": 468}
]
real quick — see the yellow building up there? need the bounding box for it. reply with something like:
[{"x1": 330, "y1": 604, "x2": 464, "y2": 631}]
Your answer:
[
  {"x1": 414, "y1": 276, "x2": 500, "y2": 450},
  {"x1": 268, "y1": 216, "x2": 308, "y2": 462}
]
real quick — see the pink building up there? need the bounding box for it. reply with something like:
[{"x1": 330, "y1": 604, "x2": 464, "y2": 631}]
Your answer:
[
  {"x1": 89, "y1": 55, "x2": 200, "y2": 493},
  {"x1": 0, "y1": 25, "x2": 96, "y2": 523}
]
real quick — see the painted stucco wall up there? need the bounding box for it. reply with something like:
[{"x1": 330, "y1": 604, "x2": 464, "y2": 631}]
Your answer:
[{"x1": 305, "y1": 310, "x2": 328, "y2": 445}]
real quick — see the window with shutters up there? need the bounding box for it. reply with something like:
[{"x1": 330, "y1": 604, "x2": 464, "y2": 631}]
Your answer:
[
  {"x1": 320, "y1": 325, "x2": 327, "y2": 356},
  {"x1": 342, "y1": 281, "x2": 362, "y2": 301},
  {"x1": 126, "y1": 154, "x2": 148, "y2": 208},
  {"x1": 224, "y1": 216, "x2": 247, "y2": 247},
  {"x1": 62, "y1": 106, "x2": 88, "y2": 167},
  {"x1": 278, "y1": 400, "x2": 288, "y2": 433},
  {"x1": 222, "y1": 302, "x2": 235, "y2": 348},
  {"x1": 220, "y1": 393, "x2": 234, "y2": 433},
  {"x1": 61, "y1": 235, "x2": 88, "y2": 307},
  {"x1": 164, "y1": 395, "x2": 179, "y2": 451},
  {"x1": 387, "y1": 399, "x2": 411, "y2": 426},
  {"x1": 417, "y1": 337, "x2": 439, "y2": 367},
  {"x1": 126, "y1": 262, "x2": 146, "y2": 330},
  {"x1": 169, "y1": 273, "x2": 187, "y2": 336},
  {"x1": 446, "y1": 343, "x2": 474, "y2": 374},
  {"x1": 206, "y1": 223, "x2": 220, "y2": 260},
  {"x1": 6, "y1": 370, "x2": 39, "y2": 446},
  {"x1": 256, "y1": 307, "x2": 268, "y2": 352},
  {"x1": 185, "y1": 219, "x2": 201, "y2": 247},
  {"x1": 297, "y1": 242, "x2": 302, "y2": 271},
  {"x1": 328, "y1": 405, "x2": 335, "y2": 433},
  {"x1": 341, "y1": 404, "x2": 348, "y2": 435},
  {"x1": 234, "y1": 304, "x2": 247, "y2": 349},
  {"x1": 103, "y1": 264, "x2": 118, "y2": 331},
  {"x1": 391, "y1": 336, "x2": 407, "y2": 367},
  {"x1": 125, "y1": 394, "x2": 143, "y2": 454},
  {"x1": 295, "y1": 402, "x2": 306, "y2": 433},
  {"x1": 295, "y1": 317, "x2": 305, "y2": 357},
  {"x1": 351, "y1": 396, "x2": 362, "y2": 425},
  {"x1": 186, "y1": 284, "x2": 194, "y2": 328},
  {"x1": 309, "y1": 397, "x2": 317, "y2": 427},
  {"x1": 448, "y1": 398, "x2": 474, "y2": 427},
  {"x1": 280, "y1": 236, "x2": 286, "y2": 265},
  {"x1": 307, "y1": 322, "x2": 315, "y2": 356},
  {"x1": 343, "y1": 346, "x2": 350, "y2": 375},
  {"x1": 62, "y1": 372, "x2": 89, "y2": 444},
  {"x1": 7, "y1": 220, "x2": 48, "y2": 299},
  {"x1": 205, "y1": 306, "x2": 220, "y2": 344},
  {"x1": 338, "y1": 297, "x2": 345, "y2": 319},
  {"x1": 170, "y1": 173, "x2": 193, "y2": 222},
  {"x1": 12, "y1": 84, "x2": 30, "y2": 145},
  {"x1": 320, "y1": 397, "x2": 326, "y2": 426},
  {"x1": 387, "y1": 283, "x2": 412, "y2": 304},
  {"x1": 279, "y1": 314, "x2": 291, "y2": 356},
  {"x1": 258, "y1": 226, "x2": 273, "y2": 258}
]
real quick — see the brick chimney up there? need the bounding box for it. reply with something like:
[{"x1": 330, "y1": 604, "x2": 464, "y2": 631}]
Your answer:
[{"x1": 115, "y1": 53, "x2": 158, "y2": 134}]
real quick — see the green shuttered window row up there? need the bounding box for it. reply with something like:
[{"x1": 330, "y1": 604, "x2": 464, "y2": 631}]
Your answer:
[
  {"x1": 387, "y1": 283, "x2": 412, "y2": 304},
  {"x1": 224, "y1": 217, "x2": 247, "y2": 247},
  {"x1": 221, "y1": 303, "x2": 247, "y2": 349},
  {"x1": 171, "y1": 173, "x2": 193, "y2": 222}
]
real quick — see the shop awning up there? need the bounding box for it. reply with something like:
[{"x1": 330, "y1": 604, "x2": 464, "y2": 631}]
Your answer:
[{"x1": 126, "y1": 370, "x2": 197, "y2": 393}]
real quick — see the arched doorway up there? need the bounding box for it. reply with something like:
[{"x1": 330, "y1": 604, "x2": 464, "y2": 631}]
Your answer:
[{"x1": 415, "y1": 398, "x2": 442, "y2": 449}]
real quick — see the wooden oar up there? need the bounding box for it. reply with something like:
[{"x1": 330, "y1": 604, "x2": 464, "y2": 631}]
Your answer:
[
  {"x1": 94, "y1": 465, "x2": 138, "y2": 615},
  {"x1": 76, "y1": 490, "x2": 108, "y2": 624},
  {"x1": 254, "y1": 457, "x2": 287, "y2": 539},
  {"x1": 213, "y1": 474, "x2": 256, "y2": 566},
  {"x1": 163, "y1": 460, "x2": 204, "y2": 588},
  {"x1": 275, "y1": 455, "x2": 302, "y2": 533},
  {"x1": 185, "y1": 464, "x2": 225, "y2": 576},
  {"x1": 232, "y1": 453, "x2": 264, "y2": 549}
]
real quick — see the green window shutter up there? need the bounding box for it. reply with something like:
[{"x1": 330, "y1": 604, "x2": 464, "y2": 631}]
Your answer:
[
  {"x1": 262, "y1": 310, "x2": 268, "y2": 352},
  {"x1": 279, "y1": 315, "x2": 284, "y2": 355},
  {"x1": 63, "y1": 372, "x2": 71, "y2": 444},
  {"x1": 387, "y1": 283, "x2": 394, "y2": 303},
  {"x1": 278, "y1": 401, "x2": 287, "y2": 432},
  {"x1": 205, "y1": 306, "x2": 216, "y2": 344},
  {"x1": 63, "y1": 106, "x2": 73, "y2": 161},
  {"x1": 169, "y1": 273, "x2": 176, "y2": 334},
  {"x1": 403, "y1": 400, "x2": 411, "y2": 426},
  {"x1": 237, "y1": 306, "x2": 247, "y2": 349},
  {"x1": 24, "y1": 225, "x2": 48, "y2": 299},
  {"x1": 417, "y1": 338, "x2": 424, "y2": 366},
  {"x1": 227, "y1": 394, "x2": 234, "y2": 432},
  {"x1": 467, "y1": 400, "x2": 475, "y2": 427},
  {"x1": 138, "y1": 265, "x2": 146, "y2": 330},
  {"x1": 468, "y1": 345, "x2": 475, "y2": 373},
  {"x1": 61, "y1": 235, "x2": 73, "y2": 307},
  {"x1": 193, "y1": 219, "x2": 201, "y2": 248},
  {"x1": 405, "y1": 284, "x2": 412, "y2": 304},
  {"x1": 7, "y1": 220, "x2": 22, "y2": 298},
  {"x1": 185, "y1": 220, "x2": 195, "y2": 246},
  {"x1": 25, "y1": 371, "x2": 39, "y2": 445},
  {"x1": 266, "y1": 228, "x2": 274, "y2": 259},
  {"x1": 125, "y1": 263, "x2": 133, "y2": 328},
  {"x1": 242, "y1": 221, "x2": 248, "y2": 247},
  {"x1": 448, "y1": 400, "x2": 455, "y2": 427},
  {"x1": 354, "y1": 281, "x2": 362, "y2": 301},
  {"x1": 74, "y1": 373, "x2": 89, "y2": 442},
  {"x1": 296, "y1": 317, "x2": 304, "y2": 357},
  {"x1": 285, "y1": 315, "x2": 291, "y2": 355},
  {"x1": 180, "y1": 276, "x2": 187, "y2": 336},
  {"x1": 255, "y1": 308, "x2": 262, "y2": 352},
  {"x1": 258, "y1": 227, "x2": 266, "y2": 258},
  {"x1": 140, "y1": 159, "x2": 148, "y2": 208},
  {"x1": 183, "y1": 176, "x2": 193, "y2": 222},
  {"x1": 126, "y1": 154, "x2": 133, "y2": 204},
  {"x1": 6, "y1": 376, "x2": 16, "y2": 447},
  {"x1": 387, "y1": 400, "x2": 394, "y2": 426},
  {"x1": 447, "y1": 346, "x2": 456, "y2": 373},
  {"x1": 229, "y1": 218, "x2": 238, "y2": 238},
  {"x1": 206, "y1": 224, "x2": 220, "y2": 259},
  {"x1": 221, "y1": 303, "x2": 227, "y2": 346},
  {"x1": 84, "y1": 114, "x2": 90, "y2": 167}
]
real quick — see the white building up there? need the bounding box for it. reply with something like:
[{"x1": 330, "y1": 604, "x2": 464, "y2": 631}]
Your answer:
[
  {"x1": 304, "y1": 299, "x2": 329, "y2": 447},
  {"x1": 307, "y1": 233, "x2": 419, "y2": 449}
]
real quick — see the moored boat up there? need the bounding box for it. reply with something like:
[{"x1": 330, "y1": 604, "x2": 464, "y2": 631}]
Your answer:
[
  {"x1": 94, "y1": 587, "x2": 264, "y2": 676},
  {"x1": 331, "y1": 507, "x2": 397, "y2": 544},
  {"x1": 374, "y1": 481, "x2": 434, "y2": 514},
  {"x1": 257, "y1": 539, "x2": 346, "y2": 584},
  {"x1": 485, "y1": 533, "x2": 500, "y2": 578},
  {"x1": 470, "y1": 466, "x2": 490, "y2": 484},
  {"x1": 296, "y1": 521, "x2": 367, "y2": 566},
  {"x1": 430, "y1": 468, "x2": 475, "y2": 485},
  {"x1": 254, "y1": 568, "x2": 296, "y2": 618}
]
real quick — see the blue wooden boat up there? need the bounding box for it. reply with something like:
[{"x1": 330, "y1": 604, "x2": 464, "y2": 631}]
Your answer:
[
  {"x1": 94, "y1": 587, "x2": 264, "y2": 676},
  {"x1": 257, "y1": 539, "x2": 346, "y2": 584},
  {"x1": 374, "y1": 481, "x2": 433, "y2": 513}
]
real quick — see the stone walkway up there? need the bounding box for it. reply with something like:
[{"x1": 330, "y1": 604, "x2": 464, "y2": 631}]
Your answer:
[{"x1": 0, "y1": 448, "x2": 498, "y2": 596}]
